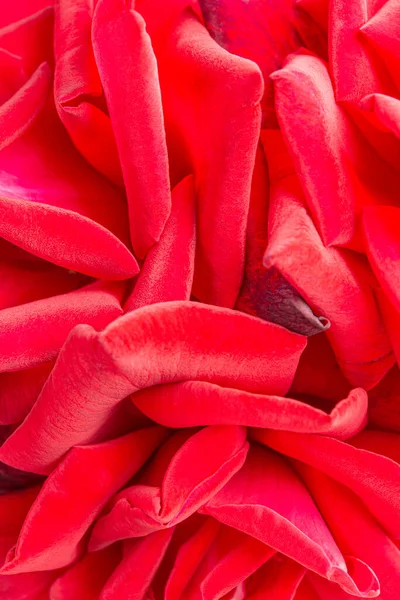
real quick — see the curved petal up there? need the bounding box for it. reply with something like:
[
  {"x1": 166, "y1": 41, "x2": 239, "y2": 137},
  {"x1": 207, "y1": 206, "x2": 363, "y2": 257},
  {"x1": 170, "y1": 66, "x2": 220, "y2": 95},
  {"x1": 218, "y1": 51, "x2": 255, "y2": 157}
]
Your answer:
[
  {"x1": 0, "y1": 363, "x2": 52, "y2": 425},
  {"x1": 132, "y1": 383, "x2": 367, "y2": 439},
  {"x1": 0, "y1": 281, "x2": 124, "y2": 372},
  {"x1": 0, "y1": 302, "x2": 305, "y2": 474},
  {"x1": 245, "y1": 555, "x2": 306, "y2": 600},
  {"x1": 0, "y1": 427, "x2": 167, "y2": 574},
  {"x1": 89, "y1": 426, "x2": 248, "y2": 548},
  {"x1": 201, "y1": 445, "x2": 378, "y2": 597},
  {"x1": 0, "y1": 194, "x2": 138, "y2": 279},
  {"x1": 124, "y1": 175, "x2": 196, "y2": 311},
  {"x1": 92, "y1": 0, "x2": 171, "y2": 257},
  {"x1": 256, "y1": 429, "x2": 400, "y2": 539},
  {"x1": 156, "y1": 9, "x2": 263, "y2": 306},
  {"x1": 368, "y1": 366, "x2": 400, "y2": 433},
  {"x1": 54, "y1": 0, "x2": 122, "y2": 185}
]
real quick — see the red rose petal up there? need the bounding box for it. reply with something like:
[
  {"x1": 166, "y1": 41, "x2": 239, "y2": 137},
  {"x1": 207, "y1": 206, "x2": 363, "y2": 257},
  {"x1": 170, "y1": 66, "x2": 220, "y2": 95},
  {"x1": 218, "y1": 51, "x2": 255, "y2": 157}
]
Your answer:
[
  {"x1": 299, "y1": 465, "x2": 399, "y2": 599},
  {"x1": 245, "y1": 555, "x2": 306, "y2": 600},
  {"x1": 264, "y1": 174, "x2": 393, "y2": 389},
  {"x1": 89, "y1": 426, "x2": 248, "y2": 548},
  {"x1": 132, "y1": 383, "x2": 367, "y2": 440},
  {"x1": 0, "y1": 427, "x2": 167, "y2": 573},
  {"x1": 92, "y1": 0, "x2": 171, "y2": 258},
  {"x1": 256, "y1": 429, "x2": 400, "y2": 539},
  {"x1": 54, "y1": 0, "x2": 122, "y2": 185},
  {"x1": 49, "y1": 547, "x2": 122, "y2": 600},
  {"x1": 156, "y1": 9, "x2": 263, "y2": 306},
  {"x1": 0, "y1": 364, "x2": 52, "y2": 425},
  {"x1": 124, "y1": 175, "x2": 196, "y2": 312},
  {"x1": 0, "y1": 62, "x2": 51, "y2": 152},
  {"x1": 201, "y1": 445, "x2": 378, "y2": 597},
  {"x1": 0, "y1": 194, "x2": 138, "y2": 279},
  {"x1": 99, "y1": 529, "x2": 174, "y2": 600},
  {"x1": 0, "y1": 302, "x2": 305, "y2": 474},
  {"x1": 0, "y1": 281, "x2": 124, "y2": 372}
]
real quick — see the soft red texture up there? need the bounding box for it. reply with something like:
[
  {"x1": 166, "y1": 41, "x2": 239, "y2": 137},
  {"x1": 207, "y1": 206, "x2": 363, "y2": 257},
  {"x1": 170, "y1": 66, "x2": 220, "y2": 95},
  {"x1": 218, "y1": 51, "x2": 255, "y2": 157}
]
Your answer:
[{"x1": 0, "y1": 0, "x2": 400, "y2": 598}]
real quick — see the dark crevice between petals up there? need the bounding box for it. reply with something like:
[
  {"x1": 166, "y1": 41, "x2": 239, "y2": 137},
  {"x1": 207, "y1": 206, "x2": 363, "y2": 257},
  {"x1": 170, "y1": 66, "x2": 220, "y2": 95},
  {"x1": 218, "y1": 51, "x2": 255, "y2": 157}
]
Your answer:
[
  {"x1": 237, "y1": 266, "x2": 330, "y2": 336},
  {"x1": 0, "y1": 425, "x2": 44, "y2": 493}
]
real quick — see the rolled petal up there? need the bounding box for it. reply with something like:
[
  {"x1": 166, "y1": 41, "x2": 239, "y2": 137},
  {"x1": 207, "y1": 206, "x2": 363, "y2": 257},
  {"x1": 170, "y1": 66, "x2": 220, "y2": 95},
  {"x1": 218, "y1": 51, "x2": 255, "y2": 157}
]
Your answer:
[
  {"x1": 132, "y1": 383, "x2": 367, "y2": 439},
  {"x1": 92, "y1": 0, "x2": 171, "y2": 257}
]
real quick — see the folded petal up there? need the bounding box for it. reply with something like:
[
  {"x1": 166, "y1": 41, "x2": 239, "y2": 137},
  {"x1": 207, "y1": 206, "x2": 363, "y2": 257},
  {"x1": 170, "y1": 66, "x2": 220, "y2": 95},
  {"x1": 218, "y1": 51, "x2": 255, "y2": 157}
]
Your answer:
[
  {"x1": 89, "y1": 426, "x2": 248, "y2": 547},
  {"x1": 198, "y1": 0, "x2": 299, "y2": 127},
  {"x1": 132, "y1": 383, "x2": 367, "y2": 439},
  {"x1": 270, "y1": 55, "x2": 398, "y2": 250},
  {"x1": 329, "y1": 0, "x2": 390, "y2": 103},
  {"x1": 0, "y1": 281, "x2": 124, "y2": 372},
  {"x1": 124, "y1": 175, "x2": 196, "y2": 311},
  {"x1": 92, "y1": 0, "x2": 171, "y2": 257},
  {"x1": 256, "y1": 429, "x2": 400, "y2": 539},
  {"x1": 0, "y1": 427, "x2": 167, "y2": 573},
  {"x1": 54, "y1": 0, "x2": 122, "y2": 185},
  {"x1": 0, "y1": 302, "x2": 305, "y2": 474},
  {"x1": 0, "y1": 2, "x2": 52, "y2": 30},
  {"x1": 264, "y1": 175, "x2": 393, "y2": 388},
  {"x1": 99, "y1": 529, "x2": 174, "y2": 600}
]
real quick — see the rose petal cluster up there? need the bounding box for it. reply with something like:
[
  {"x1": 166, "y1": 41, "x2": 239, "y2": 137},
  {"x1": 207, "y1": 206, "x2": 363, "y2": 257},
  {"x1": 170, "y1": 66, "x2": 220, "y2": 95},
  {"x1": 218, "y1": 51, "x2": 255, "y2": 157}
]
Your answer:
[{"x1": 0, "y1": 0, "x2": 399, "y2": 599}]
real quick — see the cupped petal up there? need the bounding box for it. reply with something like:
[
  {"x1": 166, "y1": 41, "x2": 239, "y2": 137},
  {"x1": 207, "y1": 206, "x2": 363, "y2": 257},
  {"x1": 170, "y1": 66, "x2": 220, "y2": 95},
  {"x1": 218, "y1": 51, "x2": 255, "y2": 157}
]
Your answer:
[
  {"x1": 99, "y1": 529, "x2": 174, "y2": 600},
  {"x1": 201, "y1": 445, "x2": 378, "y2": 597},
  {"x1": 255, "y1": 429, "x2": 400, "y2": 539},
  {"x1": 49, "y1": 547, "x2": 122, "y2": 600},
  {"x1": 0, "y1": 281, "x2": 124, "y2": 372},
  {"x1": 264, "y1": 173, "x2": 393, "y2": 389},
  {"x1": 92, "y1": 0, "x2": 171, "y2": 257},
  {"x1": 0, "y1": 194, "x2": 138, "y2": 279},
  {"x1": 0, "y1": 427, "x2": 167, "y2": 574},
  {"x1": 124, "y1": 175, "x2": 196, "y2": 312},
  {"x1": 298, "y1": 464, "x2": 400, "y2": 599},
  {"x1": 132, "y1": 383, "x2": 367, "y2": 439},
  {"x1": 89, "y1": 426, "x2": 248, "y2": 548},
  {"x1": 0, "y1": 302, "x2": 305, "y2": 474},
  {"x1": 54, "y1": 0, "x2": 122, "y2": 185}
]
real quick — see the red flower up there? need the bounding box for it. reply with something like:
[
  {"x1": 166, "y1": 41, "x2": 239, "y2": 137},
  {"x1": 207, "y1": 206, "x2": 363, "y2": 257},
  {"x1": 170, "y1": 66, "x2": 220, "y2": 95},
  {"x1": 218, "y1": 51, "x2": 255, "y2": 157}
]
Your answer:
[{"x1": 0, "y1": 0, "x2": 399, "y2": 598}]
